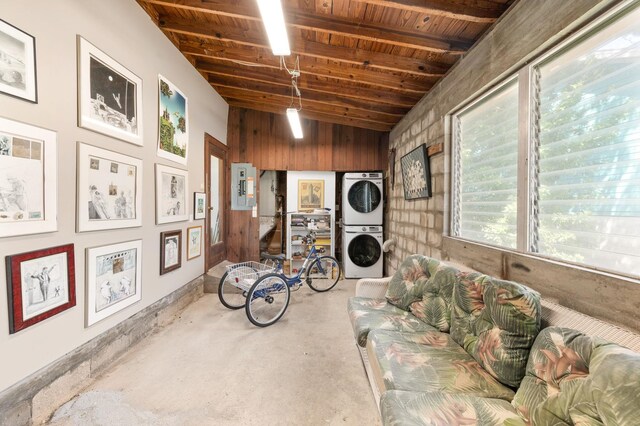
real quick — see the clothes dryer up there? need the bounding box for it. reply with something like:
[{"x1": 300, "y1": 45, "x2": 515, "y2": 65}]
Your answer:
[{"x1": 342, "y1": 172, "x2": 383, "y2": 225}]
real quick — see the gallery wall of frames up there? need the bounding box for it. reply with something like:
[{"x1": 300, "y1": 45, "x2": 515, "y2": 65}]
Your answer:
[{"x1": 0, "y1": 0, "x2": 228, "y2": 393}]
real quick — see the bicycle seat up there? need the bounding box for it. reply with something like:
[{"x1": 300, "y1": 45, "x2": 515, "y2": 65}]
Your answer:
[{"x1": 261, "y1": 252, "x2": 286, "y2": 261}]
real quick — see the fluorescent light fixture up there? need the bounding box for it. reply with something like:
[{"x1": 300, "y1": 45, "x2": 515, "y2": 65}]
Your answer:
[
  {"x1": 286, "y1": 108, "x2": 303, "y2": 139},
  {"x1": 256, "y1": 0, "x2": 291, "y2": 56}
]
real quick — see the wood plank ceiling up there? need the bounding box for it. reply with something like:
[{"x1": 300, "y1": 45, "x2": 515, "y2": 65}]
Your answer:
[{"x1": 137, "y1": 0, "x2": 514, "y2": 132}]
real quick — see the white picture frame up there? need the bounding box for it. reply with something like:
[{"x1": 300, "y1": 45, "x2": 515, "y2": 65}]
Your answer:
[
  {"x1": 0, "y1": 19, "x2": 37, "y2": 103},
  {"x1": 86, "y1": 240, "x2": 142, "y2": 326},
  {"x1": 77, "y1": 36, "x2": 143, "y2": 146},
  {"x1": 187, "y1": 226, "x2": 202, "y2": 260},
  {"x1": 155, "y1": 163, "x2": 188, "y2": 224},
  {"x1": 157, "y1": 75, "x2": 188, "y2": 165},
  {"x1": 0, "y1": 116, "x2": 57, "y2": 237},
  {"x1": 77, "y1": 142, "x2": 142, "y2": 232}
]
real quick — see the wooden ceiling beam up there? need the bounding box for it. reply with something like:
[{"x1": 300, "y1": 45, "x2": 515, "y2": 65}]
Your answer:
[
  {"x1": 226, "y1": 99, "x2": 394, "y2": 132},
  {"x1": 213, "y1": 86, "x2": 399, "y2": 125},
  {"x1": 161, "y1": 18, "x2": 450, "y2": 77},
  {"x1": 197, "y1": 60, "x2": 421, "y2": 107},
  {"x1": 208, "y1": 74, "x2": 409, "y2": 116},
  {"x1": 351, "y1": 0, "x2": 506, "y2": 23},
  {"x1": 181, "y1": 42, "x2": 434, "y2": 93},
  {"x1": 142, "y1": 0, "x2": 473, "y2": 53}
]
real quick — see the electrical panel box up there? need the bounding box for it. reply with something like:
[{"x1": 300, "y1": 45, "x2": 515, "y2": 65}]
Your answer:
[{"x1": 231, "y1": 163, "x2": 256, "y2": 210}]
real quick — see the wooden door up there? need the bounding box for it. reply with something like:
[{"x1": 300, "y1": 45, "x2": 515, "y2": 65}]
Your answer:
[{"x1": 205, "y1": 133, "x2": 228, "y2": 270}]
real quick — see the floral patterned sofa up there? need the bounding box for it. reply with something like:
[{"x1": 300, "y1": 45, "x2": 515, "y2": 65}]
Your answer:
[{"x1": 348, "y1": 255, "x2": 640, "y2": 425}]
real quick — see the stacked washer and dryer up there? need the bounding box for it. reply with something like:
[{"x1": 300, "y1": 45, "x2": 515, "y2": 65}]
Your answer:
[{"x1": 342, "y1": 172, "x2": 384, "y2": 278}]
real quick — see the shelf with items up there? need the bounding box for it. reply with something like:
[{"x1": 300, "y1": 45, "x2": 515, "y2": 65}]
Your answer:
[{"x1": 286, "y1": 212, "x2": 334, "y2": 275}]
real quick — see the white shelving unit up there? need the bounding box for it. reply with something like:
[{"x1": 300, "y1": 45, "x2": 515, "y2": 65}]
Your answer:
[{"x1": 286, "y1": 212, "x2": 334, "y2": 275}]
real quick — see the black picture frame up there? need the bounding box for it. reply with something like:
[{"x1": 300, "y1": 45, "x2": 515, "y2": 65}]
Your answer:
[
  {"x1": 160, "y1": 230, "x2": 182, "y2": 275},
  {"x1": 0, "y1": 18, "x2": 37, "y2": 103},
  {"x1": 400, "y1": 144, "x2": 432, "y2": 200}
]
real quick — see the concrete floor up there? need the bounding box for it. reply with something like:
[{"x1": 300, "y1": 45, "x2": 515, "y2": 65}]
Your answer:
[{"x1": 49, "y1": 280, "x2": 381, "y2": 425}]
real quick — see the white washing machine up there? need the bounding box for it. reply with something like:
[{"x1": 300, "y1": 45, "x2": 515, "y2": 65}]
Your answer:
[
  {"x1": 343, "y1": 225, "x2": 383, "y2": 278},
  {"x1": 342, "y1": 172, "x2": 383, "y2": 225}
]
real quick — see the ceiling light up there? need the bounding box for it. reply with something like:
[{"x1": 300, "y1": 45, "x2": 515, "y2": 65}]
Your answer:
[
  {"x1": 256, "y1": 0, "x2": 291, "y2": 56},
  {"x1": 286, "y1": 108, "x2": 303, "y2": 139}
]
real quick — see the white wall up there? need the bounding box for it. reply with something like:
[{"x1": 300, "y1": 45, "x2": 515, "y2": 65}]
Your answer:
[
  {"x1": 259, "y1": 170, "x2": 277, "y2": 216},
  {"x1": 0, "y1": 0, "x2": 228, "y2": 392},
  {"x1": 286, "y1": 171, "x2": 336, "y2": 213}
]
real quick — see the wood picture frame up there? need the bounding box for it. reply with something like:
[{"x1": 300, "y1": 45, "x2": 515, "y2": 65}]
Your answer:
[
  {"x1": 77, "y1": 142, "x2": 143, "y2": 232},
  {"x1": 77, "y1": 36, "x2": 143, "y2": 146},
  {"x1": 0, "y1": 19, "x2": 37, "y2": 103},
  {"x1": 298, "y1": 179, "x2": 324, "y2": 211},
  {"x1": 0, "y1": 116, "x2": 57, "y2": 237},
  {"x1": 160, "y1": 230, "x2": 182, "y2": 274},
  {"x1": 193, "y1": 191, "x2": 206, "y2": 220},
  {"x1": 86, "y1": 240, "x2": 142, "y2": 326},
  {"x1": 5, "y1": 244, "x2": 76, "y2": 333},
  {"x1": 155, "y1": 163, "x2": 188, "y2": 224},
  {"x1": 400, "y1": 144, "x2": 432, "y2": 200},
  {"x1": 157, "y1": 75, "x2": 188, "y2": 165},
  {"x1": 187, "y1": 226, "x2": 202, "y2": 260}
]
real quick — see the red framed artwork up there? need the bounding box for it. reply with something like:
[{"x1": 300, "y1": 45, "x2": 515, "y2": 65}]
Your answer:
[{"x1": 5, "y1": 244, "x2": 76, "y2": 333}]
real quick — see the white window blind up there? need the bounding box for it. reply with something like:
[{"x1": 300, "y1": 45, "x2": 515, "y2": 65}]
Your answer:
[
  {"x1": 454, "y1": 80, "x2": 519, "y2": 249},
  {"x1": 532, "y1": 8, "x2": 640, "y2": 277}
]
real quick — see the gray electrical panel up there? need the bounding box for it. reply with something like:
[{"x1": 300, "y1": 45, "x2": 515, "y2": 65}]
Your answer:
[{"x1": 231, "y1": 163, "x2": 257, "y2": 210}]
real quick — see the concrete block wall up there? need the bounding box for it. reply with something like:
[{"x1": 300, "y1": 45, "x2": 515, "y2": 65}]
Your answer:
[
  {"x1": 385, "y1": 0, "x2": 617, "y2": 275},
  {"x1": 384, "y1": 0, "x2": 640, "y2": 333}
]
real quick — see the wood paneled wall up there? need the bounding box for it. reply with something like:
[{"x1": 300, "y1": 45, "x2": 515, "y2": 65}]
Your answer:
[{"x1": 226, "y1": 107, "x2": 389, "y2": 262}]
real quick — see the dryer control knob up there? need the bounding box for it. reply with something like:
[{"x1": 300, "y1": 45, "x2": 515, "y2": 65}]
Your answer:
[
  {"x1": 362, "y1": 227, "x2": 366, "y2": 231},
  {"x1": 362, "y1": 173, "x2": 366, "y2": 177}
]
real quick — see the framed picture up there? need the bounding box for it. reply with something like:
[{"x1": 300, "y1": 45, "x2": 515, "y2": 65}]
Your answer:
[
  {"x1": 157, "y1": 75, "x2": 188, "y2": 165},
  {"x1": 400, "y1": 144, "x2": 432, "y2": 200},
  {"x1": 155, "y1": 163, "x2": 188, "y2": 224},
  {"x1": 77, "y1": 142, "x2": 143, "y2": 232},
  {"x1": 193, "y1": 192, "x2": 206, "y2": 220},
  {"x1": 187, "y1": 226, "x2": 202, "y2": 260},
  {"x1": 160, "y1": 230, "x2": 182, "y2": 274},
  {"x1": 77, "y1": 36, "x2": 143, "y2": 146},
  {"x1": 0, "y1": 116, "x2": 57, "y2": 237},
  {"x1": 298, "y1": 180, "x2": 324, "y2": 211},
  {"x1": 0, "y1": 19, "x2": 37, "y2": 102},
  {"x1": 5, "y1": 244, "x2": 76, "y2": 333},
  {"x1": 86, "y1": 240, "x2": 142, "y2": 326}
]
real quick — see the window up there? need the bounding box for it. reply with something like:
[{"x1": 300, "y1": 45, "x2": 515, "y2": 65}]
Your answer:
[
  {"x1": 452, "y1": 2, "x2": 640, "y2": 278},
  {"x1": 453, "y1": 80, "x2": 519, "y2": 249}
]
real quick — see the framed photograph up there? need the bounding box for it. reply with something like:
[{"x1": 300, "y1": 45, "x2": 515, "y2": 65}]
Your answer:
[
  {"x1": 400, "y1": 144, "x2": 432, "y2": 200},
  {"x1": 298, "y1": 180, "x2": 324, "y2": 211},
  {"x1": 157, "y1": 75, "x2": 188, "y2": 165},
  {"x1": 193, "y1": 191, "x2": 206, "y2": 220},
  {"x1": 155, "y1": 163, "x2": 188, "y2": 224},
  {"x1": 77, "y1": 142, "x2": 143, "y2": 232},
  {"x1": 77, "y1": 36, "x2": 143, "y2": 146},
  {"x1": 187, "y1": 226, "x2": 202, "y2": 260},
  {"x1": 5, "y1": 244, "x2": 76, "y2": 333},
  {"x1": 0, "y1": 116, "x2": 57, "y2": 237},
  {"x1": 86, "y1": 240, "x2": 142, "y2": 326},
  {"x1": 160, "y1": 230, "x2": 182, "y2": 274},
  {"x1": 0, "y1": 19, "x2": 37, "y2": 102}
]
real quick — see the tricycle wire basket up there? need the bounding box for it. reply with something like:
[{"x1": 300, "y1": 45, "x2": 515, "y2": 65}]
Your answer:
[{"x1": 225, "y1": 261, "x2": 278, "y2": 291}]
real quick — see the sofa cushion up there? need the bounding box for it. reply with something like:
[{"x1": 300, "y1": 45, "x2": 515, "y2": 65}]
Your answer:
[
  {"x1": 512, "y1": 326, "x2": 640, "y2": 425},
  {"x1": 367, "y1": 329, "x2": 515, "y2": 401},
  {"x1": 381, "y1": 390, "x2": 522, "y2": 426},
  {"x1": 451, "y1": 272, "x2": 541, "y2": 388},
  {"x1": 385, "y1": 255, "x2": 440, "y2": 311},
  {"x1": 347, "y1": 297, "x2": 437, "y2": 347},
  {"x1": 409, "y1": 264, "x2": 457, "y2": 332}
]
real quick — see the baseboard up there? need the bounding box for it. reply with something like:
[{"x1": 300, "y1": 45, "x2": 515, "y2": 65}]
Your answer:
[{"x1": 0, "y1": 275, "x2": 204, "y2": 426}]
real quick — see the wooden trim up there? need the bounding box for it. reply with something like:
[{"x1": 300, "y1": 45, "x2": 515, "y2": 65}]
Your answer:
[{"x1": 204, "y1": 133, "x2": 229, "y2": 270}]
